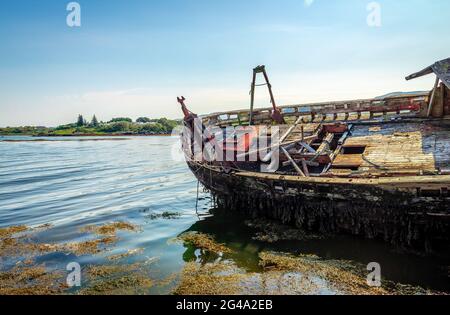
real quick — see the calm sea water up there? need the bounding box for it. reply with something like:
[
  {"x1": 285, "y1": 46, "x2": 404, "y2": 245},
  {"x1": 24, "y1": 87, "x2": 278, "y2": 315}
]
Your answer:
[{"x1": 0, "y1": 136, "x2": 448, "y2": 294}]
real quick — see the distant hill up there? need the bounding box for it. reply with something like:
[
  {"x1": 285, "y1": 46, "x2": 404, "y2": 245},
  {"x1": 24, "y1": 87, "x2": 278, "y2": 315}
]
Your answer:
[{"x1": 374, "y1": 91, "x2": 429, "y2": 100}]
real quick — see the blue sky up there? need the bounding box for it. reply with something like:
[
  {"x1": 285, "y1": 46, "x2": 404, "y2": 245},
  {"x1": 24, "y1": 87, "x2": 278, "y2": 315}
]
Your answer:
[{"x1": 0, "y1": 0, "x2": 449, "y2": 126}]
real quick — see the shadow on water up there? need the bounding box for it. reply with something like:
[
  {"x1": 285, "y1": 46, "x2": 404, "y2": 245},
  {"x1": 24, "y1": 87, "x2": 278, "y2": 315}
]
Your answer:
[{"x1": 181, "y1": 207, "x2": 450, "y2": 292}]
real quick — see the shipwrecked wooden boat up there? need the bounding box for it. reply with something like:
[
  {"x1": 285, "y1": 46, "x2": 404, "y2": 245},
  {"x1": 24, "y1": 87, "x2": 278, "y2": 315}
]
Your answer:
[{"x1": 178, "y1": 59, "x2": 450, "y2": 252}]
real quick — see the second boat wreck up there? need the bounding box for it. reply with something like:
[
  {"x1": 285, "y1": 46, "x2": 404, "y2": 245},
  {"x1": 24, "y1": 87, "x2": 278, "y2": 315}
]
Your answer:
[{"x1": 178, "y1": 58, "x2": 450, "y2": 253}]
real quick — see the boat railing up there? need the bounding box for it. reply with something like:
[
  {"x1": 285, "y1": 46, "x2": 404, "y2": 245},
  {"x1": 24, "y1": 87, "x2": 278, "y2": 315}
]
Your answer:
[{"x1": 203, "y1": 91, "x2": 430, "y2": 127}]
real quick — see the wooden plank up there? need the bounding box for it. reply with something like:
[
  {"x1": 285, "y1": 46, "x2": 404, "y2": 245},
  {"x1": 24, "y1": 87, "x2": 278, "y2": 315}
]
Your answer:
[
  {"x1": 281, "y1": 147, "x2": 306, "y2": 177},
  {"x1": 236, "y1": 171, "x2": 450, "y2": 187},
  {"x1": 280, "y1": 116, "x2": 303, "y2": 143},
  {"x1": 298, "y1": 142, "x2": 316, "y2": 153},
  {"x1": 317, "y1": 133, "x2": 334, "y2": 154},
  {"x1": 428, "y1": 76, "x2": 440, "y2": 117},
  {"x1": 236, "y1": 134, "x2": 318, "y2": 159},
  {"x1": 332, "y1": 154, "x2": 363, "y2": 168},
  {"x1": 342, "y1": 131, "x2": 436, "y2": 173},
  {"x1": 301, "y1": 159, "x2": 310, "y2": 177}
]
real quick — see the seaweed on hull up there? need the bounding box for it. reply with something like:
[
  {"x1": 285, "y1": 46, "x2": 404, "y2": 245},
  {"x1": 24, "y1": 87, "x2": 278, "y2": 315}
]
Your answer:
[{"x1": 178, "y1": 60, "x2": 450, "y2": 253}]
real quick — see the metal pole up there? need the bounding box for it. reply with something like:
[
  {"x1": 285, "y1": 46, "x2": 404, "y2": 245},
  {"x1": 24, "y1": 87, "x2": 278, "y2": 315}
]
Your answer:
[
  {"x1": 262, "y1": 69, "x2": 277, "y2": 109},
  {"x1": 249, "y1": 69, "x2": 257, "y2": 126}
]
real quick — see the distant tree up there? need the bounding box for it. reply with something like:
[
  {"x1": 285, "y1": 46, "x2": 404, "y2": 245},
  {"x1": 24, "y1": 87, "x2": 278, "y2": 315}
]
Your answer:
[
  {"x1": 139, "y1": 122, "x2": 165, "y2": 134},
  {"x1": 100, "y1": 121, "x2": 130, "y2": 133},
  {"x1": 156, "y1": 118, "x2": 179, "y2": 132},
  {"x1": 136, "y1": 117, "x2": 151, "y2": 123},
  {"x1": 55, "y1": 123, "x2": 77, "y2": 130},
  {"x1": 77, "y1": 114, "x2": 85, "y2": 127},
  {"x1": 108, "y1": 117, "x2": 132, "y2": 123},
  {"x1": 91, "y1": 115, "x2": 99, "y2": 127}
]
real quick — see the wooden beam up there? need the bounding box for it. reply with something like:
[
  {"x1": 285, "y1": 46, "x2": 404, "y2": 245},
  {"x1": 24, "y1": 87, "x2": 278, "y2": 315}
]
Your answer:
[
  {"x1": 323, "y1": 125, "x2": 354, "y2": 174},
  {"x1": 298, "y1": 142, "x2": 316, "y2": 153},
  {"x1": 206, "y1": 91, "x2": 429, "y2": 124},
  {"x1": 280, "y1": 116, "x2": 303, "y2": 143},
  {"x1": 237, "y1": 171, "x2": 450, "y2": 187},
  {"x1": 283, "y1": 159, "x2": 319, "y2": 167},
  {"x1": 301, "y1": 159, "x2": 310, "y2": 176},
  {"x1": 338, "y1": 124, "x2": 353, "y2": 145},
  {"x1": 236, "y1": 134, "x2": 318, "y2": 159},
  {"x1": 281, "y1": 147, "x2": 306, "y2": 177},
  {"x1": 317, "y1": 133, "x2": 334, "y2": 154},
  {"x1": 427, "y1": 76, "x2": 440, "y2": 117}
]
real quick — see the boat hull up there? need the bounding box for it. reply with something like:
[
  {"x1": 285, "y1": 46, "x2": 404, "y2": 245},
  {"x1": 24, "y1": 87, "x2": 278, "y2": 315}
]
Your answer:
[{"x1": 188, "y1": 161, "x2": 450, "y2": 252}]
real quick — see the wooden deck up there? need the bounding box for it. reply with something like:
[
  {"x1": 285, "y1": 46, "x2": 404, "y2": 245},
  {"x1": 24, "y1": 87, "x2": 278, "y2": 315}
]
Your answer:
[
  {"x1": 332, "y1": 121, "x2": 450, "y2": 174},
  {"x1": 330, "y1": 121, "x2": 450, "y2": 175}
]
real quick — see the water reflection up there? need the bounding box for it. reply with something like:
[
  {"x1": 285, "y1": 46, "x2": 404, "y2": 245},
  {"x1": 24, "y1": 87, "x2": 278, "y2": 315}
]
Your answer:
[{"x1": 181, "y1": 208, "x2": 450, "y2": 292}]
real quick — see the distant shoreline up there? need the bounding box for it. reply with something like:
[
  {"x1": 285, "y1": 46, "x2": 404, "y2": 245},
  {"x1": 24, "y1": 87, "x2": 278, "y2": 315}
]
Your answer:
[
  {"x1": 0, "y1": 133, "x2": 173, "y2": 137},
  {"x1": 0, "y1": 117, "x2": 181, "y2": 138}
]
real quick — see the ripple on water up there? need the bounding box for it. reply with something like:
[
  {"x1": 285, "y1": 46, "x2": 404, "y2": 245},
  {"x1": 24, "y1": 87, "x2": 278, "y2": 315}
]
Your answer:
[{"x1": 0, "y1": 136, "x2": 449, "y2": 295}]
